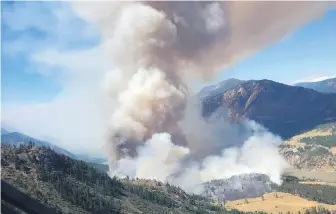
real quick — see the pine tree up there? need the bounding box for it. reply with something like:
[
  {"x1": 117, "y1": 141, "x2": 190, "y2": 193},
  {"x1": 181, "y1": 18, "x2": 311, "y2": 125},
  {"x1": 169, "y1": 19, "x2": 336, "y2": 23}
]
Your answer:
[{"x1": 28, "y1": 141, "x2": 34, "y2": 149}]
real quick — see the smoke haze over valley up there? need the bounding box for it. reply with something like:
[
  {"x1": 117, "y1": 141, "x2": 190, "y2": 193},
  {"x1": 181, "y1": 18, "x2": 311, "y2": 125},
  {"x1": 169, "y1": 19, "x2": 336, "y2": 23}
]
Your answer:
[{"x1": 2, "y1": 2, "x2": 336, "y2": 212}]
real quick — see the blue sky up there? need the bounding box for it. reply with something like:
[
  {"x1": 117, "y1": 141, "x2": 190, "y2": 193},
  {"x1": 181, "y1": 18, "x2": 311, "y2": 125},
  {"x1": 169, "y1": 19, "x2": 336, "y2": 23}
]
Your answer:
[
  {"x1": 199, "y1": 7, "x2": 336, "y2": 89},
  {"x1": 2, "y1": 1, "x2": 101, "y2": 104},
  {"x1": 1, "y1": 2, "x2": 335, "y2": 155},
  {"x1": 1, "y1": 2, "x2": 110, "y2": 155}
]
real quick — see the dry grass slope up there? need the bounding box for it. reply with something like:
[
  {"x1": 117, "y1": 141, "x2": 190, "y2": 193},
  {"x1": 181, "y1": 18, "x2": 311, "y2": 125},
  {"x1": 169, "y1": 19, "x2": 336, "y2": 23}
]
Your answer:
[
  {"x1": 280, "y1": 122, "x2": 336, "y2": 172},
  {"x1": 331, "y1": 146, "x2": 336, "y2": 155},
  {"x1": 299, "y1": 181, "x2": 336, "y2": 186},
  {"x1": 284, "y1": 127, "x2": 333, "y2": 147},
  {"x1": 284, "y1": 168, "x2": 336, "y2": 182},
  {"x1": 226, "y1": 192, "x2": 336, "y2": 214}
]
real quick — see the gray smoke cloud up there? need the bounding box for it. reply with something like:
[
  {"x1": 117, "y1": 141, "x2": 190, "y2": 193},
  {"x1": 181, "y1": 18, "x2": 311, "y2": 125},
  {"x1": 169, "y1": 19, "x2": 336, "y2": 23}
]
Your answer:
[{"x1": 71, "y1": 1, "x2": 330, "y2": 193}]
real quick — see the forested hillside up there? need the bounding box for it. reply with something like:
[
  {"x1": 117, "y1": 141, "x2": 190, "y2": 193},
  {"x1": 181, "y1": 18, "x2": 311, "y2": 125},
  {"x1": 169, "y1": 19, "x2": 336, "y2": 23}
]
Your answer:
[
  {"x1": 1, "y1": 143, "x2": 265, "y2": 214},
  {"x1": 2, "y1": 143, "x2": 335, "y2": 214}
]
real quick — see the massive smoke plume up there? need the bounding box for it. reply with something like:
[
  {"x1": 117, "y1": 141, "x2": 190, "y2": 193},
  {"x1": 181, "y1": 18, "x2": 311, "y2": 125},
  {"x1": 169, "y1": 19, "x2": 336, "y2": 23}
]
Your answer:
[{"x1": 71, "y1": 1, "x2": 330, "y2": 193}]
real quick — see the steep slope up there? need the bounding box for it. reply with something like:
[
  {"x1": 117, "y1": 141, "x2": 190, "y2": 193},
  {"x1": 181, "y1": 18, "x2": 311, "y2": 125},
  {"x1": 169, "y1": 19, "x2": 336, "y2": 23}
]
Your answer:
[
  {"x1": 2, "y1": 143, "x2": 259, "y2": 214},
  {"x1": 295, "y1": 77, "x2": 336, "y2": 94},
  {"x1": 202, "y1": 79, "x2": 336, "y2": 139}
]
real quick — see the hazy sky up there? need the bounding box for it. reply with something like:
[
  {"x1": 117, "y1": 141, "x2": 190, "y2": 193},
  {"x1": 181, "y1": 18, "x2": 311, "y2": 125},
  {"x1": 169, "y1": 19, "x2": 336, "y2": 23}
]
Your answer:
[{"x1": 1, "y1": 2, "x2": 335, "y2": 155}]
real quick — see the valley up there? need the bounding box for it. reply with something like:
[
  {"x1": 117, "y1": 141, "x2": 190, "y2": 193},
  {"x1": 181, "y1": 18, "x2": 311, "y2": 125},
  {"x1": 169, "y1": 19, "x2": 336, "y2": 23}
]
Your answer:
[
  {"x1": 2, "y1": 2, "x2": 335, "y2": 214},
  {"x1": 2, "y1": 77, "x2": 336, "y2": 214},
  {"x1": 3, "y1": 143, "x2": 336, "y2": 214}
]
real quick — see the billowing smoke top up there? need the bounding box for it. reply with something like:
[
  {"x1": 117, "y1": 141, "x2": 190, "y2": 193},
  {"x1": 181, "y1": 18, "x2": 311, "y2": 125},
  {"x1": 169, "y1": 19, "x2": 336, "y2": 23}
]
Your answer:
[
  {"x1": 73, "y1": 1, "x2": 329, "y2": 77},
  {"x1": 71, "y1": 1, "x2": 330, "y2": 192}
]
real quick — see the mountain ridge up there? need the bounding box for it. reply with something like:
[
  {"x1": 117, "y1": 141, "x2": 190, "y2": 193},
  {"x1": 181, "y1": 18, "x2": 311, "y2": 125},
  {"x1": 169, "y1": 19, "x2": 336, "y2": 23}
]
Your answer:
[
  {"x1": 1, "y1": 130, "x2": 108, "y2": 163},
  {"x1": 202, "y1": 78, "x2": 336, "y2": 139},
  {"x1": 1, "y1": 131, "x2": 77, "y2": 158},
  {"x1": 295, "y1": 77, "x2": 336, "y2": 94},
  {"x1": 1, "y1": 128, "x2": 10, "y2": 135}
]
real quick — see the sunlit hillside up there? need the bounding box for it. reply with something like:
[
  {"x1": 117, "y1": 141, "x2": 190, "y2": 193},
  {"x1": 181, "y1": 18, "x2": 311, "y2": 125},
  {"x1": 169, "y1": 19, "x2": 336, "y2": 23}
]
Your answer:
[{"x1": 226, "y1": 192, "x2": 336, "y2": 214}]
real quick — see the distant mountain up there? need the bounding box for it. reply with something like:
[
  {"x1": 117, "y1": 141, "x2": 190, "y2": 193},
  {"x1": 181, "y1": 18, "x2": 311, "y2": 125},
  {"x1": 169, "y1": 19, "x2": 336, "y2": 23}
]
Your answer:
[
  {"x1": 202, "y1": 79, "x2": 336, "y2": 139},
  {"x1": 198, "y1": 78, "x2": 245, "y2": 100},
  {"x1": 1, "y1": 131, "x2": 76, "y2": 159},
  {"x1": 1, "y1": 129, "x2": 109, "y2": 164},
  {"x1": 76, "y1": 153, "x2": 107, "y2": 164},
  {"x1": 295, "y1": 77, "x2": 336, "y2": 94},
  {"x1": 1, "y1": 128, "x2": 9, "y2": 135}
]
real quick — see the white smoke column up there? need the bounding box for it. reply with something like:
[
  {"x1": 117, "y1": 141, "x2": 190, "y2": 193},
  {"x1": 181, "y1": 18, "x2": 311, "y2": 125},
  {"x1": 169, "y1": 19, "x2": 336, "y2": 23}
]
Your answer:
[
  {"x1": 112, "y1": 133, "x2": 190, "y2": 182},
  {"x1": 170, "y1": 120, "x2": 288, "y2": 194},
  {"x1": 113, "y1": 119, "x2": 288, "y2": 194},
  {"x1": 71, "y1": 1, "x2": 330, "y2": 192},
  {"x1": 200, "y1": 126, "x2": 288, "y2": 184}
]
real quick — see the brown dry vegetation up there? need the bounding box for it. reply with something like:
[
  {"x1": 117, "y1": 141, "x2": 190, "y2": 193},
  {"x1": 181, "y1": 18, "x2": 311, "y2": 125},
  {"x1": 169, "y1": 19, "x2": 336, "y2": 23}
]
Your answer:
[
  {"x1": 284, "y1": 128, "x2": 333, "y2": 147},
  {"x1": 226, "y1": 192, "x2": 336, "y2": 214},
  {"x1": 280, "y1": 122, "x2": 336, "y2": 173},
  {"x1": 284, "y1": 168, "x2": 336, "y2": 182},
  {"x1": 331, "y1": 146, "x2": 336, "y2": 155}
]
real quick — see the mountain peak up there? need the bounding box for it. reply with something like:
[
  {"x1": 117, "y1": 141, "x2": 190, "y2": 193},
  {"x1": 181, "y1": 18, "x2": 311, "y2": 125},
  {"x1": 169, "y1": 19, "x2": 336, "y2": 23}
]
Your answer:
[{"x1": 198, "y1": 78, "x2": 245, "y2": 99}]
